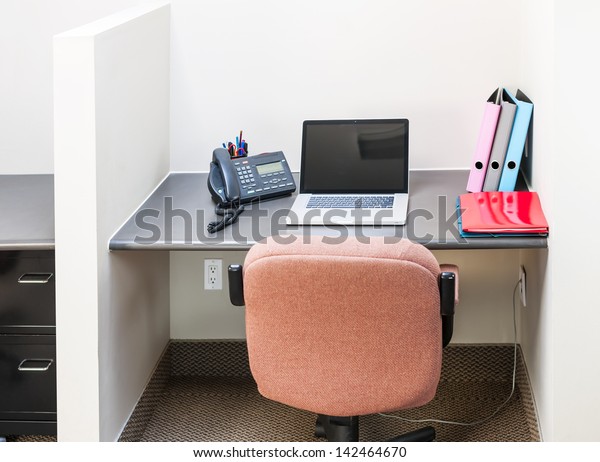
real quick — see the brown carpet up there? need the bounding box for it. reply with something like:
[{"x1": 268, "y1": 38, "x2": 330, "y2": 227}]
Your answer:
[{"x1": 120, "y1": 341, "x2": 540, "y2": 442}]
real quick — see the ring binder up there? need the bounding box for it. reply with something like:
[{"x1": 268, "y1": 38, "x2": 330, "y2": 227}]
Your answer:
[
  {"x1": 483, "y1": 89, "x2": 517, "y2": 191},
  {"x1": 466, "y1": 88, "x2": 502, "y2": 193},
  {"x1": 498, "y1": 90, "x2": 534, "y2": 192}
]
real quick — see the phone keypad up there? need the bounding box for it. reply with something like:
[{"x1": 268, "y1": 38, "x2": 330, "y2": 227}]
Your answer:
[{"x1": 236, "y1": 165, "x2": 256, "y2": 189}]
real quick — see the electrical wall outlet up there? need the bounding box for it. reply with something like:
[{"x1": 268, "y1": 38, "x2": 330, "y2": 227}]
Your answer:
[
  {"x1": 519, "y1": 265, "x2": 527, "y2": 307},
  {"x1": 204, "y1": 259, "x2": 222, "y2": 290}
]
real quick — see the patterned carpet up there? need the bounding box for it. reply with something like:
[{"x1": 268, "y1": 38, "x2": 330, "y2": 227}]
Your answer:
[
  {"x1": 6, "y1": 341, "x2": 539, "y2": 442},
  {"x1": 118, "y1": 341, "x2": 540, "y2": 442}
]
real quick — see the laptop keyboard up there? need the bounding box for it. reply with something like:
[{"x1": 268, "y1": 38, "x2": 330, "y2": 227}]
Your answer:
[{"x1": 306, "y1": 196, "x2": 394, "y2": 209}]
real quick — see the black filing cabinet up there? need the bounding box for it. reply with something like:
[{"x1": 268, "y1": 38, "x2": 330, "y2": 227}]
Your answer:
[{"x1": 0, "y1": 250, "x2": 56, "y2": 435}]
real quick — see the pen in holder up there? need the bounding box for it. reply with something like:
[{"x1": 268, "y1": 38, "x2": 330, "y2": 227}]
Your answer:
[{"x1": 222, "y1": 130, "x2": 248, "y2": 158}]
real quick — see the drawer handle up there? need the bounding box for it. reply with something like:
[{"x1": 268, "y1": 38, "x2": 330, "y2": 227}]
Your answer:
[
  {"x1": 18, "y1": 359, "x2": 53, "y2": 372},
  {"x1": 18, "y1": 272, "x2": 54, "y2": 284}
]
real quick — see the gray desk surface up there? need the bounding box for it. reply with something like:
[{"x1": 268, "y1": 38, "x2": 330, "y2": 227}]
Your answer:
[
  {"x1": 109, "y1": 170, "x2": 548, "y2": 251},
  {"x1": 0, "y1": 174, "x2": 54, "y2": 251}
]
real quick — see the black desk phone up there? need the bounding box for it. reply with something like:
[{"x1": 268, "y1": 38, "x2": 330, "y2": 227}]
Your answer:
[{"x1": 207, "y1": 148, "x2": 296, "y2": 232}]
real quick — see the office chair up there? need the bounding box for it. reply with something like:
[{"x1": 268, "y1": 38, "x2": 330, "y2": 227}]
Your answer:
[{"x1": 228, "y1": 236, "x2": 458, "y2": 442}]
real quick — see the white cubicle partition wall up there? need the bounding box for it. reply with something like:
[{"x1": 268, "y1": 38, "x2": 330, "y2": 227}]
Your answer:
[{"x1": 54, "y1": 2, "x2": 171, "y2": 442}]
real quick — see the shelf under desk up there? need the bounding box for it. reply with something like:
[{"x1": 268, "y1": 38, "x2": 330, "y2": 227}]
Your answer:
[{"x1": 109, "y1": 170, "x2": 548, "y2": 251}]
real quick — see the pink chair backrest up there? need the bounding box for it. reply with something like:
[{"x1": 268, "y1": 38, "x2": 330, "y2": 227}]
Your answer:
[{"x1": 243, "y1": 236, "x2": 443, "y2": 417}]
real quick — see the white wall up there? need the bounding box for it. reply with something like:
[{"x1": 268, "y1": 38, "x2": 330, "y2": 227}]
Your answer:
[
  {"x1": 519, "y1": 0, "x2": 555, "y2": 442},
  {"x1": 170, "y1": 0, "x2": 523, "y2": 172},
  {"x1": 518, "y1": 0, "x2": 600, "y2": 442},
  {"x1": 3, "y1": 0, "x2": 524, "y2": 174},
  {"x1": 171, "y1": 249, "x2": 522, "y2": 343},
  {"x1": 0, "y1": 0, "x2": 145, "y2": 174},
  {"x1": 171, "y1": 251, "x2": 247, "y2": 339},
  {"x1": 551, "y1": 0, "x2": 600, "y2": 441},
  {"x1": 54, "y1": 3, "x2": 171, "y2": 441},
  {"x1": 168, "y1": 0, "x2": 526, "y2": 343}
]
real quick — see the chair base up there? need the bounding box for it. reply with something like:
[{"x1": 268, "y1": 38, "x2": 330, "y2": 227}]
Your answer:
[
  {"x1": 315, "y1": 415, "x2": 359, "y2": 442},
  {"x1": 314, "y1": 414, "x2": 436, "y2": 442}
]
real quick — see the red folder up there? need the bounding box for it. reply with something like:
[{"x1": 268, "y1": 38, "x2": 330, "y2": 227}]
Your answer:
[{"x1": 459, "y1": 192, "x2": 549, "y2": 233}]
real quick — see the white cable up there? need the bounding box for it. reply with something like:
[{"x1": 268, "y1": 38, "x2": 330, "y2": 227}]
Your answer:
[{"x1": 378, "y1": 279, "x2": 520, "y2": 427}]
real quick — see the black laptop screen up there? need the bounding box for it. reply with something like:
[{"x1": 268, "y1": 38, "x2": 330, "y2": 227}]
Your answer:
[{"x1": 300, "y1": 119, "x2": 409, "y2": 194}]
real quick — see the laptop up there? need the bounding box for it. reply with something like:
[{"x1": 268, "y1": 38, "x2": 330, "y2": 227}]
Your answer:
[{"x1": 287, "y1": 119, "x2": 409, "y2": 226}]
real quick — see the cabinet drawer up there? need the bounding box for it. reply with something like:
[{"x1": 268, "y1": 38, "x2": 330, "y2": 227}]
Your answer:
[
  {"x1": 0, "y1": 335, "x2": 56, "y2": 422},
  {"x1": 0, "y1": 251, "x2": 55, "y2": 334}
]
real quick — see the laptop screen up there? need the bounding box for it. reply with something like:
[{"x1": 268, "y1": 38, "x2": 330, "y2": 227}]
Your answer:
[{"x1": 300, "y1": 119, "x2": 409, "y2": 194}]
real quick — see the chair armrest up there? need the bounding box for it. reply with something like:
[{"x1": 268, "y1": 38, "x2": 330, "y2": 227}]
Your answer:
[
  {"x1": 228, "y1": 264, "x2": 245, "y2": 306},
  {"x1": 439, "y1": 265, "x2": 459, "y2": 348},
  {"x1": 440, "y1": 264, "x2": 459, "y2": 306}
]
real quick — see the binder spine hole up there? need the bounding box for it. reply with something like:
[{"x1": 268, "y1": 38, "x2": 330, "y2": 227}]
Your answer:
[
  {"x1": 507, "y1": 161, "x2": 516, "y2": 170},
  {"x1": 475, "y1": 161, "x2": 484, "y2": 170},
  {"x1": 491, "y1": 161, "x2": 499, "y2": 169}
]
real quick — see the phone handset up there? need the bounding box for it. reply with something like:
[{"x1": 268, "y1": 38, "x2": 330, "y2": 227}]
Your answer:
[
  {"x1": 207, "y1": 148, "x2": 245, "y2": 233},
  {"x1": 210, "y1": 147, "x2": 241, "y2": 205}
]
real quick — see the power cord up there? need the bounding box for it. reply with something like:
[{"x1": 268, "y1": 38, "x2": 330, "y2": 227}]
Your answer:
[{"x1": 378, "y1": 278, "x2": 521, "y2": 427}]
